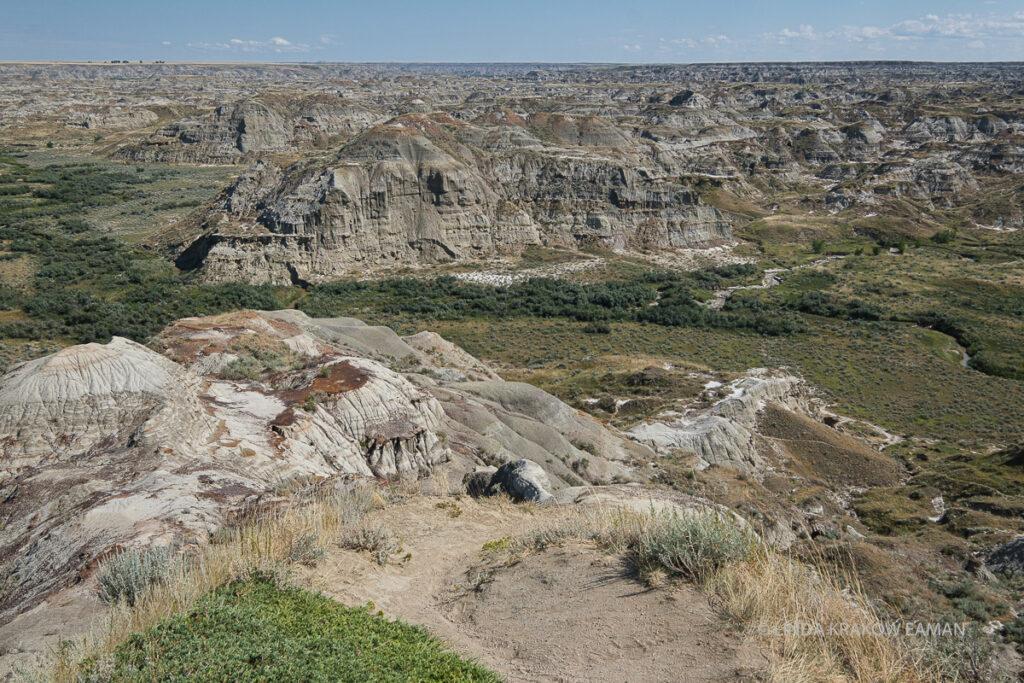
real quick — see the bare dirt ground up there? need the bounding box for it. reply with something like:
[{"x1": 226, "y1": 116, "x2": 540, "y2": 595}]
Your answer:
[{"x1": 294, "y1": 496, "x2": 767, "y2": 682}]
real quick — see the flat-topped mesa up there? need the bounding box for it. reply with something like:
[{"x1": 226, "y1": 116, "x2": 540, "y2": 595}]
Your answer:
[
  {"x1": 179, "y1": 113, "x2": 733, "y2": 284},
  {"x1": 113, "y1": 95, "x2": 382, "y2": 164}
]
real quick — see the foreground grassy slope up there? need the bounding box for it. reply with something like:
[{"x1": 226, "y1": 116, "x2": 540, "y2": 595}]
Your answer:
[{"x1": 81, "y1": 573, "x2": 498, "y2": 682}]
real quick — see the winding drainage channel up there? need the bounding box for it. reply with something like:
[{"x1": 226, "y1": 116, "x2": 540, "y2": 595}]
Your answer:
[{"x1": 707, "y1": 256, "x2": 845, "y2": 310}]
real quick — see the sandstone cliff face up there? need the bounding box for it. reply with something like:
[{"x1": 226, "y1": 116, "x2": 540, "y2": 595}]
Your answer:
[
  {"x1": 182, "y1": 114, "x2": 733, "y2": 283},
  {"x1": 0, "y1": 310, "x2": 651, "y2": 623},
  {"x1": 65, "y1": 107, "x2": 160, "y2": 130}
]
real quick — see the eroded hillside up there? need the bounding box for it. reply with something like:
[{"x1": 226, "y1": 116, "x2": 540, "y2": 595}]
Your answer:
[{"x1": 2, "y1": 62, "x2": 1024, "y2": 681}]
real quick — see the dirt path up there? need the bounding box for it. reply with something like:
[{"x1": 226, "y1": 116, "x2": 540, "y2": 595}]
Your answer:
[
  {"x1": 296, "y1": 497, "x2": 766, "y2": 682},
  {"x1": 708, "y1": 256, "x2": 845, "y2": 310}
]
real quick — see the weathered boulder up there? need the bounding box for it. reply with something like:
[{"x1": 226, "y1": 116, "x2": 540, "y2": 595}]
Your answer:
[{"x1": 488, "y1": 459, "x2": 554, "y2": 505}]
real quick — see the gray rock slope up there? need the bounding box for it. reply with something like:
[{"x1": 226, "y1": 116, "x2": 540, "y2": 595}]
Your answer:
[
  {"x1": 0, "y1": 310, "x2": 650, "y2": 623},
  {"x1": 181, "y1": 113, "x2": 733, "y2": 284}
]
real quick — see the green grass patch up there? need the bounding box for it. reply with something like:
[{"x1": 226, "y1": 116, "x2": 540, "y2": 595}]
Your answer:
[
  {"x1": 0, "y1": 154, "x2": 292, "y2": 361},
  {"x1": 80, "y1": 572, "x2": 499, "y2": 682}
]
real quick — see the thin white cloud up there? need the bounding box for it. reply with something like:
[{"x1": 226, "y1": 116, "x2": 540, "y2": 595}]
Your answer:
[
  {"x1": 829, "y1": 11, "x2": 1024, "y2": 43},
  {"x1": 701, "y1": 34, "x2": 731, "y2": 47},
  {"x1": 769, "y1": 24, "x2": 816, "y2": 43},
  {"x1": 187, "y1": 36, "x2": 309, "y2": 53},
  {"x1": 626, "y1": 10, "x2": 1023, "y2": 60},
  {"x1": 161, "y1": 41, "x2": 172, "y2": 46}
]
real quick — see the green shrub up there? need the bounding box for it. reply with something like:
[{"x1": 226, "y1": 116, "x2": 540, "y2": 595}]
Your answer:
[
  {"x1": 570, "y1": 439, "x2": 597, "y2": 457},
  {"x1": 219, "y1": 355, "x2": 263, "y2": 381},
  {"x1": 0, "y1": 159, "x2": 289, "y2": 347},
  {"x1": 299, "y1": 273, "x2": 803, "y2": 337},
  {"x1": 80, "y1": 573, "x2": 499, "y2": 682},
  {"x1": 628, "y1": 511, "x2": 755, "y2": 583}
]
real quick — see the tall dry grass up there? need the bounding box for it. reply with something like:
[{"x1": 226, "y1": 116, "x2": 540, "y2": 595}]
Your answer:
[
  {"x1": 711, "y1": 551, "x2": 930, "y2": 682},
  {"x1": 40, "y1": 484, "x2": 379, "y2": 682},
  {"x1": 30, "y1": 493, "x2": 963, "y2": 682},
  {"x1": 509, "y1": 506, "x2": 944, "y2": 683}
]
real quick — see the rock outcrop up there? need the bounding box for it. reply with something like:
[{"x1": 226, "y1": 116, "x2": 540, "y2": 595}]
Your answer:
[
  {"x1": 987, "y1": 536, "x2": 1024, "y2": 576},
  {"x1": 0, "y1": 310, "x2": 651, "y2": 624},
  {"x1": 627, "y1": 370, "x2": 806, "y2": 474},
  {"x1": 66, "y1": 107, "x2": 160, "y2": 130},
  {"x1": 115, "y1": 95, "x2": 380, "y2": 164},
  {"x1": 4, "y1": 61, "x2": 1014, "y2": 277},
  {"x1": 488, "y1": 459, "x2": 555, "y2": 505},
  {"x1": 180, "y1": 113, "x2": 732, "y2": 283}
]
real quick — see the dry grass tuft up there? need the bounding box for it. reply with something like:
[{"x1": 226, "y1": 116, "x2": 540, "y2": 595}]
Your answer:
[
  {"x1": 711, "y1": 551, "x2": 927, "y2": 682},
  {"x1": 43, "y1": 483, "x2": 378, "y2": 682},
  {"x1": 338, "y1": 524, "x2": 403, "y2": 566},
  {"x1": 508, "y1": 506, "x2": 947, "y2": 682}
]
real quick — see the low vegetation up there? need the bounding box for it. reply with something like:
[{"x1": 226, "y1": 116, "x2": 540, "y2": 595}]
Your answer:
[
  {"x1": 512, "y1": 506, "x2": 756, "y2": 584},
  {"x1": 628, "y1": 510, "x2": 755, "y2": 583},
  {"x1": 0, "y1": 154, "x2": 288, "y2": 368},
  {"x1": 96, "y1": 547, "x2": 180, "y2": 607},
  {"x1": 297, "y1": 268, "x2": 802, "y2": 336},
  {"x1": 79, "y1": 572, "x2": 498, "y2": 682},
  {"x1": 338, "y1": 523, "x2": 404, "y2": 566},
  {"x1": 47, "y1": 484, "x2": 384, "y2": 681},
  {"x1": 495, "y1": 507, "x2": 980, "y2": 682}
]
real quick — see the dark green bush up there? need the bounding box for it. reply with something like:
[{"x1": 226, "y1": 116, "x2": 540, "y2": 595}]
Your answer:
[{"x1": 80, "y1": 573, "x2": 499, "y2": 682}]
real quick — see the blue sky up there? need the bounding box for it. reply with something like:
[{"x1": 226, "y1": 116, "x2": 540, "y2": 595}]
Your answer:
[{"x1": 2, "y1": 0, "x2": 1023, "y2": 62}]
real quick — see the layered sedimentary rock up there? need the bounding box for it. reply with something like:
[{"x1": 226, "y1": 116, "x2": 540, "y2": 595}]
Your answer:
[
  {"x1": 180, "y1": 113, "x2": 733, "y2": 283},
  {"x1": 116, "y1": 63, "x2": 1019, "y2": 281},
  {"x1": 0, "y1": 310, "x2": 650, "y2": 624},
  {"x1": 4, "y1": 61, "x2": 1016, "y2": 278},
  {"x1": 115, "y1": 95, "x2": 381, "y2": 163},
  {"x1": 65, "y1": 107, "x2": 160, "y2": 130},
  {"x1": 627, "y1": 369, "x2": 807, "y2": 474}
]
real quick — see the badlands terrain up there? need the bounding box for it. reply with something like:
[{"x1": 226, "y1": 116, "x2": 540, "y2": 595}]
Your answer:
[{"x1": 1, "y1": 61, "x2": 1024, "y2": 681}]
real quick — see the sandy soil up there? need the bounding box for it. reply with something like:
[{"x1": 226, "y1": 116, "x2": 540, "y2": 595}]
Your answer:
[{"x1": 296, "y1": 496, "x2": 767, "y2": 682}]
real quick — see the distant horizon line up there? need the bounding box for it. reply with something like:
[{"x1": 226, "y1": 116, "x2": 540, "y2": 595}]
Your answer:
[{"x1": 2, "y1": 59, "x2": 1024, "y2": 66}]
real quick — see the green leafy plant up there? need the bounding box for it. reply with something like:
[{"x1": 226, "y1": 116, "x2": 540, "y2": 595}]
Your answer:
[{"x1": 79, "y1": 573, "x2": 499, "y2": 682}]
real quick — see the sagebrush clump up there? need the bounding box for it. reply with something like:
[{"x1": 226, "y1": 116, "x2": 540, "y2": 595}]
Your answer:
[{"x1": 96, "y1": 546, "x2": 179, "y2": 606}]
